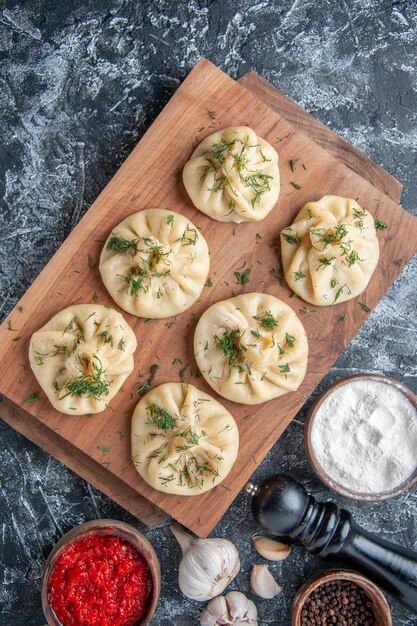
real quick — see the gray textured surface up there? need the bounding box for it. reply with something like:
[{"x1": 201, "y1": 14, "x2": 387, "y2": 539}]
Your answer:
[{"x1": 1, "y1": 1, "x2": 416, "y2": 624}]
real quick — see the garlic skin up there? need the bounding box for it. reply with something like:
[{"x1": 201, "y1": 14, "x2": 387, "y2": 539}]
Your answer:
[
  {"x1": 171, "y1": 524, "x2": 240, "y2": 601},
  {"x1": 252, "y1": 536, "x2": 291, "y2": 561},
  {"x1": 200, "y1": 591, "x2": 258, "y2": 626},
  {"x1": 250, "y1": 564, "x2": 282, "y2": 599}
]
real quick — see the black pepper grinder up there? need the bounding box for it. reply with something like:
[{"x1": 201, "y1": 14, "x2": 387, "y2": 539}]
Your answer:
[{"x1": 246, "y1": 474, "x2": 417, "y2": 614}]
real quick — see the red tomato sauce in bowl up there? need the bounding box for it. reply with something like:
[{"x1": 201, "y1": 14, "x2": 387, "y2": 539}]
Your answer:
[{"x1": 47, "y1": 534, "x2": 152, "y2": 626}]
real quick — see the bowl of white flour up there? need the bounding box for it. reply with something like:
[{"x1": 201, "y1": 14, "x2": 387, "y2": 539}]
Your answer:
[{"x1": 305, "y1": 374, "x2": 417, "y2": 501}]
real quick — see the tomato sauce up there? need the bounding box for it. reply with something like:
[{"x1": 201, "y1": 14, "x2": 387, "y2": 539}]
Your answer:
[{"x1": 48, "y1": 535, "x2": 152, "y2": 626}]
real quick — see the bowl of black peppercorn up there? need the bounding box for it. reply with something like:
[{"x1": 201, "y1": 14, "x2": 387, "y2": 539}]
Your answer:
[{"x1": 291, "y1": 569, "x2": 392, "y2": 626}]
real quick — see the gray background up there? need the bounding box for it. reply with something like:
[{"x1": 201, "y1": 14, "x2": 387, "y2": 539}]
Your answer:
[{"x1": 1, "y1": 0, "x2": 416, "y2": 624}]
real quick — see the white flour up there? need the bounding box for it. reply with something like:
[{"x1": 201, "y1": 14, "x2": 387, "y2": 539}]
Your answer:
[{"x1": 310, "y1": 379, "x2": 417, "y2": 494}]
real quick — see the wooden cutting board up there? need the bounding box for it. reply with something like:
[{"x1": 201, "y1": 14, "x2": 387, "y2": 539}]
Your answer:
[{"x1": 1, "y1": 59, "x2": 415, "y2": 538}]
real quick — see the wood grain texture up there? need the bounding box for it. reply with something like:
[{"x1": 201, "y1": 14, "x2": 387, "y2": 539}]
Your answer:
[
  {"x1": 239, "y1": 72, "x2": 403, "y2": 203},
  {"x1": 0, "y1": 397, "x2": 166, "y2": 527},
  {"x1": 0, "y1": 59, "x2": 415, "y2": 537}
]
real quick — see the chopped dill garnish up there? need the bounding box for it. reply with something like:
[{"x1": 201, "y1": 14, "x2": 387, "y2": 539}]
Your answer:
[
  {"x1": 317, "y1": 257, "x2": 336, "y2": 270},
  {"x1": 178, "y1": 224, "x2": 199, "y2": 246},
  {"x1": 7, "y1": 320, "x2": 17, "y2": 331},
  {"x1": 23, "y1": 393, "x2": 41, "y2": 404},
  {"x1": 167, "y1": 214, "x2": 175, "y2": 227},
  {"x1": 251, "y1": 329, "x2": 261, "y2": 339},
  {"x1": 311, "y1": 224, "x2": 348, "y2": 248},
  {"x1": 203, "y1": 136, "x2": 274, "y2": 209},
  {"x1": 285, "y1": 333, "x2": 296, "y2": 347},
  {"x1": 62, "y1": 317, "x2": 84, "y2": 338},
  {"x1": 359, "y1": 302, "x2": 371, "y2": 313},
  {"x1": 279, "y1": 364, "x2": 291, "y2": 374},
  {"x1": 97, "y1": 330, "x2": 114, "y2": 347},
  {"x1": 234, "y1": 267, "x2": 251, "y2": 285},
  {"x1": 375, "y1": 219, "x2": 388, "y2": 231},
  {"x1": 270, "y1": 268, "x2": 285, "y2": 286},
  {"x1": 275, "y1": 132, "x2": 292, "y2": 143},
  {"x1": 58, "y1": 355, "x2": 110, "y2": 401},
  {"x1": 352, "y1": 207, "x2": 366, "y2": 230},
  {"x1": 294, "y1": 271, "x2": 305, "y2": 281},
  {"x1": 282, "y1": 231, "x2": 301, "y2": 245},
  {"x1": 290, "y1": 181, "x2": 302, "y2": 190},
  {"x1": 179, "y1": 364, "x2": 189, "y2": 380},
  {"x1": 54, "y1": 343, "x2": 73, "y2": 357},
  {"x1": 205, "y1": 277, "x2": 213, "y2": 287},
  {"x1": 334, "y1": 283, "x2": 352, "y2": 303},
  {"x1": 138, "y1": 364, "x2": 159, "y2": 397},
  {"x1": 120, "y1": 237, "x2": 171, "y2": 298},
  {"x1": 92, "y1": 291, "x2": 99, "y2": 302},
  {"x1": 290, "y1": 159, "x2": 299, "y2": 172},
  {"x1": 106, "y1": 233, "x2": 138, "y2": 254},
  {"x1": 207, "y1": 109, "x2": 217, "y2": 120},
  {"x1": 88, "y1": 254, "x2": 94, "y2": 269},
  {"x1": 117, "y1": 338, "x2": 126, "y2": 351},
  {"x1": 97, "y1": 445, "x2": 110, "y2": 454},
  {"x1": 330, "y1": 278, "x2": 337, "y2": 288},
  {"x1": 339, "y1": 312, "x2": 346, "y2": 321},
  {"x1": 344, "y1": 249, "x2": 362, "y2": 268},
  {"x1": 213, "y1": 329, "x2": 245, "y2": 371},
  {"x1": 33, "y1": 349, "x2": 49, "y2": 365},
  {"x1": 299, "y1": 307, "x2": 316, "y2": 317},
  {"x1": 147, "y1": 403, "x2": 176, "y2": 430},
  {"x1": 252, "y1": 310, "x2": 278, "y2": 331}
]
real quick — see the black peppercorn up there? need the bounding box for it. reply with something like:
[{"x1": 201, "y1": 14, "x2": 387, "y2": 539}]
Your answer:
[{"x1": 300, "y1": 580, "x2": 376, "y2": 626}]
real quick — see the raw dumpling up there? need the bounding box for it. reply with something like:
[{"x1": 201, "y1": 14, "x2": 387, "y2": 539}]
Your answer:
[
  {"x1": 131, "y1": 382, "x2": 239, "y2": 495},
  {"x1": 280, "y1": 195, "x2": 380, "y2": 306},
  {"x1": 29, "y1": 304, "x2": 136, "y2": 415},
  {"x1": 99, "y1": 209, "x2": 210, "y2": 318},
  {"x1": 194, "y1": 293, "x2": 308, "y2": 405},
  {"x1": 182, "y1": 126, "x2": 280, "y2": 223}
]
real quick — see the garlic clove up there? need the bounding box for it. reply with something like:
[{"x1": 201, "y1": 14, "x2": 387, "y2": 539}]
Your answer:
[
  {"x1": 226, "y1": 591, "x2": 258, "y2": 621},
  {"x1": 171, "y1": 524, "x2": 240, "y2": 601},
  {"x1": 200, "y1": 591, "x2": 258, "y2": 626},
  {"x1": 200, "y1": 595, "x2": 229, "y2": 626},
  {"x1": 250, "y1": 564, "x2": 282, "y2": 599},
  {"x1": 252, "y1": 535, "x2": 291, "y2": 561},
  {"x1": 199, "y1": 609, "x2": 219, "y2": 626}
]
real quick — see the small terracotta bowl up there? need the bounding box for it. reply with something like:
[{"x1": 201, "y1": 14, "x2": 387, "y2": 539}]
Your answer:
[
  {"x1": 42, "y1": 519, "x2": 161, "y2": 626},
  {"x1": 292, "y1": 569, "x2": 392, "y2": 626},
  {"x1": 305, "y1": 373, "x2": 417, "y2": 501}
]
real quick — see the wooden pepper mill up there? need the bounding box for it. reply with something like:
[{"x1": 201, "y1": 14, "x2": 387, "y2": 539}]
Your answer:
[{"x1": 246, "y1": 474, "x2": 417, "y2": 613}]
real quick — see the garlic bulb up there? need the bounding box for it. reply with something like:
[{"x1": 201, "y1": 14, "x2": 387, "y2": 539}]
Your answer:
[
  {"x1": 171, "y1": 524, "x2": 240, "y2": 601},
  {"x1": 250, "y1": 564, "x2": 282, "y2": 599},
  {"x1": 200, "y1": 591, "x2": 258, "y2": 626},
  {"x1": 252, "y1": 535, "x2": 291, "y2": 561}
]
